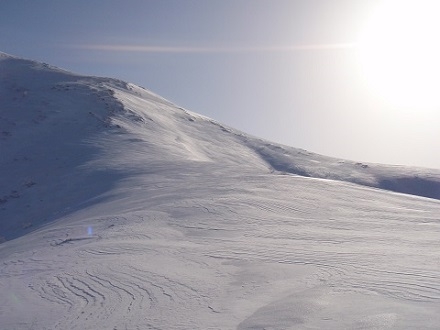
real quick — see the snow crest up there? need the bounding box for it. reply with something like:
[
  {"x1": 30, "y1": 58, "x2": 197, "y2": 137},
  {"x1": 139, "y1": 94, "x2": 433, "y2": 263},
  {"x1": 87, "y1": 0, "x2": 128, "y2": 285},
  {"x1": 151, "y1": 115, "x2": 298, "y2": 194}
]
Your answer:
[{"x1": 1, "y1": 55, "x2": 440, "y2": 329}]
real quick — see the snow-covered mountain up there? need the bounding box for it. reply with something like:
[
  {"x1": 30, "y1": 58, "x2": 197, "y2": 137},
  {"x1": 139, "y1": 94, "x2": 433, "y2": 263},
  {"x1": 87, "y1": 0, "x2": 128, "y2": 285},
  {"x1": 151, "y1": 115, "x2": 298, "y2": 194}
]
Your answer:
[{"x1": 1, "y1": 52, "x2": 440, "y2": 329}]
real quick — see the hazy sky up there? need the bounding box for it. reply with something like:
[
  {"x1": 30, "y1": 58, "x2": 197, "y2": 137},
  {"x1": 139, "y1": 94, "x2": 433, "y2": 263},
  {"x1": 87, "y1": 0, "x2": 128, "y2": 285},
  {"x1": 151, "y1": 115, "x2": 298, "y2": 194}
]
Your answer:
[{"x1": 1, "y1": 0, "x2": 439, "y2": 169}]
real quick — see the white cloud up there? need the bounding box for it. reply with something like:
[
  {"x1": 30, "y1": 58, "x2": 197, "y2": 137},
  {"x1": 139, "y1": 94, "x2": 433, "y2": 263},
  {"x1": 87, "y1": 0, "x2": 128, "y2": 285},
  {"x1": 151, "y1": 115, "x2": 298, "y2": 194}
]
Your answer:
[{"x1": 70, "y1": 43, "x2": 357, "y2": 53}]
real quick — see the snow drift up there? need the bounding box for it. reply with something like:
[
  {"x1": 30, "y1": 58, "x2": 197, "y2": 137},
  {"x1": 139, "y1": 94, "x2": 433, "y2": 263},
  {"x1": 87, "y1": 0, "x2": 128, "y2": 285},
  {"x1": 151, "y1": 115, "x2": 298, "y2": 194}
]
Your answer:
[{"x1": 1, "y1": 52, "x2": 440, "y2": 329}]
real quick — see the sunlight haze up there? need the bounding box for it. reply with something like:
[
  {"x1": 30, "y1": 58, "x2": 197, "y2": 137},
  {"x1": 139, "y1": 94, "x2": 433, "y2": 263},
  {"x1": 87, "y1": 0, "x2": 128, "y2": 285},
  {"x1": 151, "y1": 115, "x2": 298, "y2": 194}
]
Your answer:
[{"x1": 358, "y1": 0, "x2": 440, "y2": 109}]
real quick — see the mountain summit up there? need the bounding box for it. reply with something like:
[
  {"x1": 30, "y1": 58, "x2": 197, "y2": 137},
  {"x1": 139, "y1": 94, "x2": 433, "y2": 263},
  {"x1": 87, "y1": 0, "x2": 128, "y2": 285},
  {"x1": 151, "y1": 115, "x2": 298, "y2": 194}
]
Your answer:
[{"x1": 1, "y1": 54, "x2": 440, "y2": 329}]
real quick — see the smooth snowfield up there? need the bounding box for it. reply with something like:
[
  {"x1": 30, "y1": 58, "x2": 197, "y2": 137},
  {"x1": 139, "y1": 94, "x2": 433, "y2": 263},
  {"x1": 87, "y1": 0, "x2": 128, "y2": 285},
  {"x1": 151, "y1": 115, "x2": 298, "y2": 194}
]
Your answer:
[{"x1": 1, "y1": 53, "x2": 440, "y2": 329}]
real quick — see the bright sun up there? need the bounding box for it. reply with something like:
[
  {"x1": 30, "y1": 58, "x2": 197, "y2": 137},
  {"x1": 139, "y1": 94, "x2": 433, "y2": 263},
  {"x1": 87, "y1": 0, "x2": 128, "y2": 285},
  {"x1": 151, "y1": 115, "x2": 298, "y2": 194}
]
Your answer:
[{"x1": 358, "y1": 0, "x2": 440, "y2": 109}]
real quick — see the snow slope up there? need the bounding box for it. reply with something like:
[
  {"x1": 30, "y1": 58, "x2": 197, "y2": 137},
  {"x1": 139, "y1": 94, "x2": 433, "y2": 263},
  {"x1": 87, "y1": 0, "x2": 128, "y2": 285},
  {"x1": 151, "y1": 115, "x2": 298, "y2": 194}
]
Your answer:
[{"x1": 1, "y1": 53, "x2": 440, "y2": 329}]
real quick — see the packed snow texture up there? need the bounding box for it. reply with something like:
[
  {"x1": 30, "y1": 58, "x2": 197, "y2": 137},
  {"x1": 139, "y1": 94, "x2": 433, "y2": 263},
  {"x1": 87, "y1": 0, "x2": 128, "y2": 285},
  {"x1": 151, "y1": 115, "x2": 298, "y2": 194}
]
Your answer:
[{"x1": 1, "y1": 52, "x2": 440, "y2": 329}]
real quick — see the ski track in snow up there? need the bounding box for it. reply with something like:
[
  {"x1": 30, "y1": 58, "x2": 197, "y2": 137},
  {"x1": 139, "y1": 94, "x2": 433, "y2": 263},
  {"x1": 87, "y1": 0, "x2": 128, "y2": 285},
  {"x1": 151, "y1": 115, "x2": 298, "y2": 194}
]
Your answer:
[{"x1": 1, "y1": 53, "x2": 440, "y2": 329}]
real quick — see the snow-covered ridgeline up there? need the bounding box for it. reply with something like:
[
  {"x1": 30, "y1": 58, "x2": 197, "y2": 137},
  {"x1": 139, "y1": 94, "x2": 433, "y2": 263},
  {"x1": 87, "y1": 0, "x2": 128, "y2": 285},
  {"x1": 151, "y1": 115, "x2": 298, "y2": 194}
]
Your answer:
[{"x1": 1, "y1": 53, "x2": 440, "y2": 329}]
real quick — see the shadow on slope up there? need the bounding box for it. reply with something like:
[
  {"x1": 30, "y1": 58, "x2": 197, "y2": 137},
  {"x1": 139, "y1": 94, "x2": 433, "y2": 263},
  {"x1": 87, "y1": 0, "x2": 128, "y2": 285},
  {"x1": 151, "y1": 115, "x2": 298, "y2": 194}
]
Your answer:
[
  {"x1": 246, "y1": 139, "x2": 440, "y2": 200},
  {"x1": 378, "y1": 176, "x2": 440, "y2": 200},
  {"x1": 0, "y1": 56, "x2": 129, "y2": 242}
]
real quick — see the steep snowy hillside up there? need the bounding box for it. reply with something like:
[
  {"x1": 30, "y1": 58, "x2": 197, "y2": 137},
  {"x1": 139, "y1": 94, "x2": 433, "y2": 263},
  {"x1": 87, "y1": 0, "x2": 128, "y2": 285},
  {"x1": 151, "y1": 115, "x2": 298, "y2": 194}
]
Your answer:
[
  {"x1": 0, "y1": 52, "x2": 269, "y2": 241},
  {"x1": 1, "y1": 53, "x2": 440, "y2": 329}
]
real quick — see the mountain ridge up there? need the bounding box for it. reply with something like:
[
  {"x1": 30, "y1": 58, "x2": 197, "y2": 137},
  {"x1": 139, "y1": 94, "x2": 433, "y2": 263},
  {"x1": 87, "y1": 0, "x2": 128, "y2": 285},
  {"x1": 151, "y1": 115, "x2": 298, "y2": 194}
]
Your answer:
[
  {"x1": 1, "y1": 54, "x2": 440, "y2": 242},
  {"x1": 1, "y1": 53, "x2": 440, "y2": 329}
]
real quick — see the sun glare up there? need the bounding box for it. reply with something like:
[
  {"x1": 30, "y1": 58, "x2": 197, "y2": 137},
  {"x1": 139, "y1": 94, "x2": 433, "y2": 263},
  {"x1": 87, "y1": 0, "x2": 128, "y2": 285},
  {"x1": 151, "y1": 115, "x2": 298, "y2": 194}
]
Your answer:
[{"x1": 358, "y1": 0, "x2": 440, "y2": 109}]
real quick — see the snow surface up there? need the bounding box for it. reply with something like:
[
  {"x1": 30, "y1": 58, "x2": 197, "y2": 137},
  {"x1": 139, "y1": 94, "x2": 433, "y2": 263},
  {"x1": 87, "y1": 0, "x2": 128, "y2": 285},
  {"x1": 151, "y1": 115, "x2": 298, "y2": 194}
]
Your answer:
[{"x1": 1, "y1": 53, "x2": 440, "y2": 329}]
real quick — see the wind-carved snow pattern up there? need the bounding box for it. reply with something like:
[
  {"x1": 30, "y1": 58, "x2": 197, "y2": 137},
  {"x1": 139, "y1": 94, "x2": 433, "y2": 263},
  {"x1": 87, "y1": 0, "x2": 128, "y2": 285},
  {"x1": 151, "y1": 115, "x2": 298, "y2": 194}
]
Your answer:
[{"x1": 1, "y1": 53, "x2": 440, "y2": 329}]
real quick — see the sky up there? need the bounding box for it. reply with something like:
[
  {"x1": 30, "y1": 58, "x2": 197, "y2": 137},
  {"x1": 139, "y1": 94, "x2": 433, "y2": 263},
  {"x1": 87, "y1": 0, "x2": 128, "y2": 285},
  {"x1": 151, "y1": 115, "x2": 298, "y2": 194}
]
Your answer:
[{"x1": 1, "y1": 0, "x2": 439, "y2": 169}]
